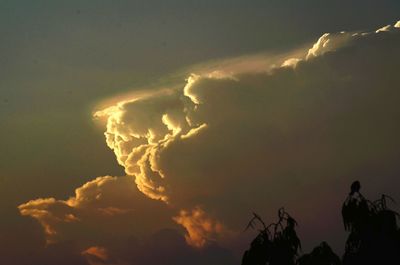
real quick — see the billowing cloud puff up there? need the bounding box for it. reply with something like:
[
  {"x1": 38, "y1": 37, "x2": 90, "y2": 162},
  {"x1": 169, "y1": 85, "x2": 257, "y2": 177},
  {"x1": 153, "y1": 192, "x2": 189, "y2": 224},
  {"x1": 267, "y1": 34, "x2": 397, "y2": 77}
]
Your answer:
[
  {"x1": 94, "y1": 91, "x2": 198, "y2": 202},
  {"x1": 306, "y1": 31, "x2": 353, "y2": 59},
  {"x1": 19, "y1": 21, "x2": 400, "y2": 260},
  {"x1": 18, "y1": 176, "x2": 234, "y2": 264},
  {"x1": 173, "y1": 207, "x2": 227, "y2": 248},
  {"x1": 19, "y1": 176, "x2": 174, "y2": 244},
  {"x1": 19, "y1": 197, "x2": 77, "y2": 243},
  {"x1": 94, "y1": 21, "x2": 400, "y2": 249}
]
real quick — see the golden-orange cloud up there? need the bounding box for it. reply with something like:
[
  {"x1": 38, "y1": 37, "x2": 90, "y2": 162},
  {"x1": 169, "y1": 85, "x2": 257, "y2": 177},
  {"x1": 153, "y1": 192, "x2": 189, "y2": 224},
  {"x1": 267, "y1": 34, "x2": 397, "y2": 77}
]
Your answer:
[
  {"x1": 19, "y1": 176, "x2": 174, "y2": 243},
  {"x1": 90, "y1": 22, "x2": 400, "y2": 249},
  {"x1": 173, "y1": 207, "x2": 226, "y2": 248},
  {"x1": 82, "y1": 246, "x2": 109, "y2": 261}
]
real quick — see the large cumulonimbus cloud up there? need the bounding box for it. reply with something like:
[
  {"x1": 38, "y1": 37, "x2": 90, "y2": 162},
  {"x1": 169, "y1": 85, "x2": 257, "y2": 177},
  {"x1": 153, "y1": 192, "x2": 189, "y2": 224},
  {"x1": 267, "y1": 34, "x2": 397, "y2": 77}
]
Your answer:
[{"x1": 19, "y1": 21, "x2": 400, "y2": 263}]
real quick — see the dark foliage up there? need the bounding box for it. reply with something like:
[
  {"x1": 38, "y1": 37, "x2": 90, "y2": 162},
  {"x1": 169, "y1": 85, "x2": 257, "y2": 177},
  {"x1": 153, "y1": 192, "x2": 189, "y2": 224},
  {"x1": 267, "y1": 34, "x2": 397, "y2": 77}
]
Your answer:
[
  {"x1": 242, "y1": 208, "x2": 301, "y2": 265},
  {"x1": 342, "y1": 181, "x2": 400, "y2": 265},
  {"x1": 242, "y1": 181, "x2": 400, "y2": 265},
  {"x1": 296, "y1": 242, "x2": 340, "y2": 265}
]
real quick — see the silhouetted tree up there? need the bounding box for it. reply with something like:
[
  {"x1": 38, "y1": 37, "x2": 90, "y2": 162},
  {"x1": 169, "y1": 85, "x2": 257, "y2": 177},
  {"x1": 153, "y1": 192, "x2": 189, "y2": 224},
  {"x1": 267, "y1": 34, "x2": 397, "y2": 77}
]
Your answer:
[
  {"x1": 296, "y1": 242, "x2": 340, "y2": 265},
  {"x1": 242, "y1": 181, "x2": 400, "y2": 265},
  {"x1": 342, "y1": 181, "x2": 400, "y2": 265},
  {"x1": 242, "y1": 208, "x2": 301, "y2": 265}
]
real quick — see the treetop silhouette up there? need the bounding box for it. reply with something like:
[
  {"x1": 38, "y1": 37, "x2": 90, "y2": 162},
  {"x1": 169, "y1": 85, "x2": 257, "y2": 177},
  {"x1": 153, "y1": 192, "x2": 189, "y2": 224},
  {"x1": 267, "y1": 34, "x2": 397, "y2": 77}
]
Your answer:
[
  {"x1": 342, "y1": 181, "x2": 400, "y2": 265},
  {"x1": 242, "y1": 181, "x2": 400, "y2": 265},
  {"x1": 242, "y1": 208, "x2": 301, "y2": 265}
]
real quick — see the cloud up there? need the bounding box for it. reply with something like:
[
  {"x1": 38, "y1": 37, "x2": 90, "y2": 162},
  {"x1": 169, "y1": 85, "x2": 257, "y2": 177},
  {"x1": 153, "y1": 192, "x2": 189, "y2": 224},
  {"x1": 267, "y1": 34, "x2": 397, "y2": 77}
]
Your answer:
[
  {"x1": 306, "y1": 32, "x2": 353, "y2": 59},
  {"x1": 82, "y1": 246, "x2": 124, "y2": 265},
  {"x1": 18, "y1": 176, "x2": 235, "y2": 264},
  {"x1": 173, "y1": 207, "x2": 227, "y2": 248},
  {"x1": 18, "y1": 20, "x2": 400, "y2": 262},
  {"x1": 18, "y1": 197, "x2": 77, "y2": 243},
  {"x1": 82, "y1": 246, "x2": 109, "y2": 261},
  {"x1": 376, "y1": 24, "x2": 392, "y2": 33},
  {"x1": 94, "y1": 21, "x2": 400, "y2": 249},
  {"x1": 19, "y1": 176, "x2": 174, "y2": 244}
]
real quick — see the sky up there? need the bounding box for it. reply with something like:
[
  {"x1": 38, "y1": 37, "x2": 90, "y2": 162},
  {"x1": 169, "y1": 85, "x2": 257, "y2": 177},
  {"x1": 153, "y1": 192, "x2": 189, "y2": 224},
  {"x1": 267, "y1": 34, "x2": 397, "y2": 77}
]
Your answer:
[{"x1": 1, "y1": 1, "x2": 400, "y2": 264}]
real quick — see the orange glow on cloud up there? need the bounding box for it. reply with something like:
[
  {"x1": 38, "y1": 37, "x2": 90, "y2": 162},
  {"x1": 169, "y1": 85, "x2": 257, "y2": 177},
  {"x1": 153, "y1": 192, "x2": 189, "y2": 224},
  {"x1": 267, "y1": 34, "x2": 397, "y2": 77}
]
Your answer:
[
  {"x1": 17, "y1": 21, "x2": 400, "y2": 259},
  {"x1": 173, "y1": 207, "x2": 225, "y2": 248},
  {"x1": 82, "y1": 246, "x2": 109, "y2": 260}
]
